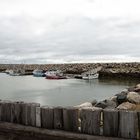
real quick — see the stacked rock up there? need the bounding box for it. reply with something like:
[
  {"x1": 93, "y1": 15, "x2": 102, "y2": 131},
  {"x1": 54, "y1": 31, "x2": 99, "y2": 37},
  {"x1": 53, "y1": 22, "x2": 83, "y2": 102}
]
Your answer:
[{"x1": 77, "y1": 83, "x2": 140, "y2": 111}]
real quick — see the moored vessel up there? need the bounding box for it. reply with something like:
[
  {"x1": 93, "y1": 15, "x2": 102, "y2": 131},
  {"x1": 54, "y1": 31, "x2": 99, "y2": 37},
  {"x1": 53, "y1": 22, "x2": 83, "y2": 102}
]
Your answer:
[
  {"x1": 33, "y1": 69, "x2": 45, "y2": 77},
  {"x1": 45, "y1": 70, "x2": 67, "y2": 79},
  {"x1": 82, "y1": 73, "x2": 99, "y2": 80}
]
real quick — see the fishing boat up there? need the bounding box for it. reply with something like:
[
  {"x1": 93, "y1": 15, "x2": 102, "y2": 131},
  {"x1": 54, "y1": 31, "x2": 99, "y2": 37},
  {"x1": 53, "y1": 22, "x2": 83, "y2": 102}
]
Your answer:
[
  {"x1": 82, "y1": 73, "x2": 99, "y2": 80},
  {"x1": 45, "y1": 70, "x2": 67, "y2": 79},
  {"x1": 8, "y1": 69, "x2": 25, "y2": 76},
  {"x1": 33, "y1": 69, "x2": 45, "y2": 77},
  {"x1": 8, "y1": 70, "x2": 20, "y2": 76},
  {"x1": 5, "y1": 69, "x2": 11, "y2": 74},
  {"x1": 81, "y1": 67, "x2": 101, "y2": 80},
  {"x1": 5, "y1": 63, "x2": 26, "y2": 76},
  {"x1": 46, "y1": 75, "x2": 67, "y2": 79}
]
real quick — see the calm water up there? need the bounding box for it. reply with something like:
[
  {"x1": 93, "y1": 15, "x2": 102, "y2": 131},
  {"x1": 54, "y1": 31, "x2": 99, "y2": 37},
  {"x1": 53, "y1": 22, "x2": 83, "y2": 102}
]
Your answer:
[{"x1": 0, "y1": 73, "x2": 139, "y2": 106}]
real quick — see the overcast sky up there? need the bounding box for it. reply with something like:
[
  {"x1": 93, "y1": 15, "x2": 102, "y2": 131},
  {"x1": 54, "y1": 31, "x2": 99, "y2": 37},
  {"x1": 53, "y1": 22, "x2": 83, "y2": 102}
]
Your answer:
[{"x1": 0, "y1": 0, "x2": 140, "y2": 64}]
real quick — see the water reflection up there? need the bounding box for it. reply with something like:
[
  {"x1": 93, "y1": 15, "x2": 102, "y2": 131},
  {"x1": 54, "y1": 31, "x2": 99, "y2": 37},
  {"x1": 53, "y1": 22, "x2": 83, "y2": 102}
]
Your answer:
[{"x1": 99, "y1": 78, "x2": 139, "y2": 86}]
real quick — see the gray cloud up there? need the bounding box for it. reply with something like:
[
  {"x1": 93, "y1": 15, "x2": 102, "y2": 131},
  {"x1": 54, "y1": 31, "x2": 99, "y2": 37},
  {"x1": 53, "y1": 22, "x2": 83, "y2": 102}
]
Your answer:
[{"x1": 0, "y1": 6, "x2": 140, "y2": 63}]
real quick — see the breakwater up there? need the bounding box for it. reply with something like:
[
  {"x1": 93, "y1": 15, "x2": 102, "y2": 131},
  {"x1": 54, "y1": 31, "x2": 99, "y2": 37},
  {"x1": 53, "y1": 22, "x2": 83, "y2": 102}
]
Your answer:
[
  {"x1": 0, "y1": 100, "x2": 139, "y2": 140},
  {"x1": 0, "y1": 62, "x2": 140, "y2": 78}
]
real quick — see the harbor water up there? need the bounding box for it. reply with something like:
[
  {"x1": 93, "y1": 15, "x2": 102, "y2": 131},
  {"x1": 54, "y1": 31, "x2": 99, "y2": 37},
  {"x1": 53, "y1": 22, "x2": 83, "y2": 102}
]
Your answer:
[{"x1": 0, "y1": 73, "x2": 139, "y2": 106}]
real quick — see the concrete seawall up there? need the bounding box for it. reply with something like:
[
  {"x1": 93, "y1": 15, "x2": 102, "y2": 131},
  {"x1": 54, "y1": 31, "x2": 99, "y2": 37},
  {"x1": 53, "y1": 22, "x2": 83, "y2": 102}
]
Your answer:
[{"x1": 0, "y1": 63, "x2": 140, "y2": 78}]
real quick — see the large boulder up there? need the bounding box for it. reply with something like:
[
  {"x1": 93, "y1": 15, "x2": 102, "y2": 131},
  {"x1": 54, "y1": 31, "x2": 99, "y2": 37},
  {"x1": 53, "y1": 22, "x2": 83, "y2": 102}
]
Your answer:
[
  {"x1": 109, "y1": 96, "x2": 117, "y2": 103},
  {"x1": 116, "y1": 92, "x2": 127, "y2": 104},
  {"x1": 135, "y1": 104, "x2": 140, "y2": 111},
  {"x1": 95, "y1": 99, "x2": 117, "y2": 109},
  {"x1": 127, "y1": 86, "x2": 136, "y2": 92},
  {"x1": 91, "y1": 99, "x2": 97, "y2": 106},
  {"x1": 136, "y1": 84, "x2": 140, "y2": 88},
  {"x1": 117, "y1": 102, "x2": 136, "y2": 110},
  {"x1": 134, "y1": 88, "x2": 140, "y2": 93},
  {"x1": 127, "y1": 92, "x2": 140, "y2": 104},
  {"x1": 94, "y1": 101, "x2": 107, "y2": 109},
  {"x1": 134, "y1": 84, "x2": 140, "y2": 93},
  {"x1": 121, "y1": 89, "x2": 128, "y2": 93},
  {"x1": 115, "y1": 90, "x2": 128, "y2": 97},
  {"x1": 75, "y1": 102, "x2": 93, "y2": 108}
]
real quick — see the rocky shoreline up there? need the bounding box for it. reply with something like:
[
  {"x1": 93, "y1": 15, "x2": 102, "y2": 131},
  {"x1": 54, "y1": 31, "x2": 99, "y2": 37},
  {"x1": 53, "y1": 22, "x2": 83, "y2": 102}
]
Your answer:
[
  {"x1": 76, "y1": 83, "x2": 140, "y2": 111},
  {"x1": 0, "y1": 62, "x2": 140, "y2": 78}
]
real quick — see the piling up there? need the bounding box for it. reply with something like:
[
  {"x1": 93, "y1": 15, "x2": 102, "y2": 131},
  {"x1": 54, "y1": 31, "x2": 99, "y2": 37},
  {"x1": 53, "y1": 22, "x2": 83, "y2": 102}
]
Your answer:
[
  {"x1": 63, "y1": 107, "x2": 79, "y2": 132},
  {"x1": 53, "y1": 107, "x2": 63, "y2": 130},
  {"x1": 80, "y1": 108, "x2": 102, "y2": 135},
  {"x1": 41, "y1": 106, "x2": 54, "y2": 129},
  {"x1": 103, "y1": 109, "x2": 119, "y2": 137},
  {"x1": 118, "y1": 110, "x2": 138, "y2": 139}
]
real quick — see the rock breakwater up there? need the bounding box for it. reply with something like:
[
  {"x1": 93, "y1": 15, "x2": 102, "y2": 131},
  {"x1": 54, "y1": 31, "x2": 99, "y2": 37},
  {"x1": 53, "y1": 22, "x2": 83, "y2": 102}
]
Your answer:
[
  {"x1": 0, "y1": 63, "x2": 140, "y2": 78},
  {"x1": 78, "y1": 83, "x2": 140, "y2": 111}
]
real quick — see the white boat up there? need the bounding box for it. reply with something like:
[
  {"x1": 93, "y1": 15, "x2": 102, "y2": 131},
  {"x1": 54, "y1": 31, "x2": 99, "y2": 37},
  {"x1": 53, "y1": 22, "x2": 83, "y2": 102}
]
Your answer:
[
  {"x1": 8, "y1": 69, "x2": 25, "y2": 76},
  {"x1": 5, "y1": 69, "x2": 11, "y2": 74},
  {"x1": 8, "y1": 70, "x2": 21, "y2": 76},
  {"x1": 45, "y1": 70, "x2": 61, "y2": 76},
  {"x1": 82, "y1": 73, "x2": 99, "y2": 80},
  {"x1": 5, "y1": 63, "x2": 26, "y2": 76},
  {"x1": 45, "y1": 70, "x2": 67, "y2": 79}
]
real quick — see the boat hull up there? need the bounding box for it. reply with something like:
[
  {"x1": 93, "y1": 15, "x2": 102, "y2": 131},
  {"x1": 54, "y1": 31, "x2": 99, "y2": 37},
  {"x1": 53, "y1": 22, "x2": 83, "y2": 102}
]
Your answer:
[
  {"x1": 33, "y1": 73, "x2": 45, "y2": 77},
  {"x1": 9, "y1": 73, "x2": 20, "y2": 76},
  {"x1": 46, "y1": 75, "x2": 67, "y2": 80},
  {"x1": 82, "y1": 73, "x2": 99, "y2": 80}
]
